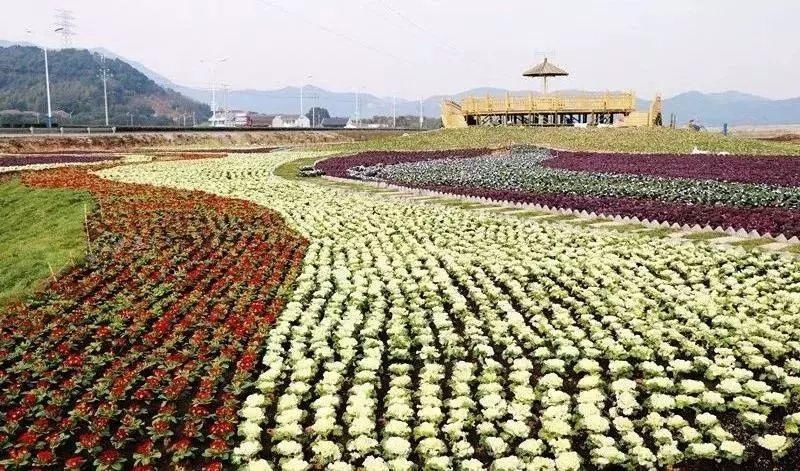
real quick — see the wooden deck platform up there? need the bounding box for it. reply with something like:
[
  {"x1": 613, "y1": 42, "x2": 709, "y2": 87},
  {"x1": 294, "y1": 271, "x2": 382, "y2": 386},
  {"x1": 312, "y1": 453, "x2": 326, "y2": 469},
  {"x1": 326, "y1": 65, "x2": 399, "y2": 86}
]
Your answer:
[{"x1": 443, "y1": 92, "x2": 661, "y2": 128}]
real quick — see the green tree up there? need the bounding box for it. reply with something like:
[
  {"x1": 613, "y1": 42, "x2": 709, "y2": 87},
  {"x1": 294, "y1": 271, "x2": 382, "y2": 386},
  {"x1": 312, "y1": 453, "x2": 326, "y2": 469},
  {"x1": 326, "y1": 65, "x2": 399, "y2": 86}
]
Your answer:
[{"x1": 306, "y1": 107, "x2": 330, "y2": 127}]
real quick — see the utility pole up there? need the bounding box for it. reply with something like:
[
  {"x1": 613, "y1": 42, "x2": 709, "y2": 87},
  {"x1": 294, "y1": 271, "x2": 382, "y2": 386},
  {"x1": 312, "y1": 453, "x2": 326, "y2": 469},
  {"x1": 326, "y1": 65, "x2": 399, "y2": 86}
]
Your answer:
[
  {"x1": 211, "y1": 82, "x2": 217, "y2": 125},
  {"x1": 44, "y1": 46, "x2": 54, "y2": 128},
  {"x1": 99, "y1": 55, "x2": 111, "y2": 126},
  {"x1": 27, "y1": 28, "x2": 61, "y2": 128},
  {"x1": 355, "y1": 89, "x2": 361, "y2": 128},
  {"x1": 392, "y1": 96, "x2": 397, "y2": 129},
  {"x1": 305, "y1": 75, "x2": 314, "y2": 128},
  {"x1": 202, "y1": 58, "x2": 228, "y2": 127},
  {"x1": 222, "y1": 84, "x2": 229, "y2": 115},
  {"x1": 419, "y1": 98, "x2": 424, "y2": 130}
]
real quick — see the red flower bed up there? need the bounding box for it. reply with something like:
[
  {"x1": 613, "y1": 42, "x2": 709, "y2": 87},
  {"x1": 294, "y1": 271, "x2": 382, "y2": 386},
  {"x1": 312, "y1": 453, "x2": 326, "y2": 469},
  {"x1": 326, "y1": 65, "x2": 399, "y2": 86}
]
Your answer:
[
  {"x1": 0, "y1": 168, "x2": 308, "y2": 469},
  {"x1": 543, "y1": 150, "x2": 800, "y2": 187},
  {"x1": 315, "y1": 149, "x2": 489, "y2": 178},
  {"x1": 0, "y1": 154, "x2": 121, "y2": 168}
]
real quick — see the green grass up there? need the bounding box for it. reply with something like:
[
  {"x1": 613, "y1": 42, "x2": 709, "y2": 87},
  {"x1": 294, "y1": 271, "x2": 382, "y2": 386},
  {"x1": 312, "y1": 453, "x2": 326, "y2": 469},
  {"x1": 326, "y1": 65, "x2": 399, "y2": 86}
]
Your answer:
[
  {"x1": 601, "y1": 223, "x2": 650, "y2": 232},
  {"x1": 730, "y1": 238, "x2": 774, "y2": 250},
  {"x1": 683, "y1": 231, "x2": 727, "y2": 241},
  {"x1": 273, "y1": 155, "x2": 325, "y2": 180},
  {"x1": 317, "y1": 127, "x2": 800, "y2": 155},
  {"x1": 0, "y1": 179, "x2": 92, "y2": 307},
  {"x1": 634, "y1": 228, "x2": 674, "y2": 238}
]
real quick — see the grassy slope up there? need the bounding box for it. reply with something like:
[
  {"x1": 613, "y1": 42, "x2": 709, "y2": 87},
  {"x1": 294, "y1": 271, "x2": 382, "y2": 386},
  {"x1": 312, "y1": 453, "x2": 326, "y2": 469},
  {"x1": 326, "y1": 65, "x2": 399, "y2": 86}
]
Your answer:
[
  {"x1": 0, "y1": 179, "x2": 92, "y2": 306},
  {"x1": 319, "y1": 127, "x2": 800, "y2": 155}
]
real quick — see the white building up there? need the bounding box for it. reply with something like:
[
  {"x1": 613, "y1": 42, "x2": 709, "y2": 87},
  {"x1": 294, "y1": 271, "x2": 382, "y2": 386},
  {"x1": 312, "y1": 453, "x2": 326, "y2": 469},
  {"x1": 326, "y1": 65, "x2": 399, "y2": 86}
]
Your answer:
[
  {"x1": 209, "y1": 110, "x2": 249, "y2": 127},
  {"x1": 272, "y1": 114, "x2": 311, "y2": 128},
  {"x1": 209, "y1": 110, "x2": 227, "y2": 127}
]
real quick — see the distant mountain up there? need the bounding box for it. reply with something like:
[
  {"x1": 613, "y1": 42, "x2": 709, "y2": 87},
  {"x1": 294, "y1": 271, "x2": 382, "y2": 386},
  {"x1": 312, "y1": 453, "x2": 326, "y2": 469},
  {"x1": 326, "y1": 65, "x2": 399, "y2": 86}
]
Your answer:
[
  {"x1": 0, "y1": 45, "x2": 210, "y2": 125},
  {"x1": 172, "y1": 84, "x2": 444, "y2": 119},
  {"x1": 0, "y1": 40, "x2": 36, "y2": 48},
  {"x1": 645, "y1": 91, "x2": 800, "y2": 127}
]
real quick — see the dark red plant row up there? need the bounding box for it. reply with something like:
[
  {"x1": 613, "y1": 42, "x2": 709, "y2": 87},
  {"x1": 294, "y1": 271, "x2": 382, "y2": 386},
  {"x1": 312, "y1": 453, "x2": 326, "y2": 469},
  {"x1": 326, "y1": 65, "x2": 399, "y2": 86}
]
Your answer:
[
  {"x1": 0, "y1": 168, "x2": 308, "y2": 470},
  {"x1": 396, "y1": 182, "x2": 800, "y2": 237},
  {"x1": 0, "y1": 154, "x2": 121, "y2": 168},
  {"x1": 543, "y1": 150, "x2": 800, "y2": 187},
  {"x1": 315, "y1": 149, "x2": 490, "y2": 178}
]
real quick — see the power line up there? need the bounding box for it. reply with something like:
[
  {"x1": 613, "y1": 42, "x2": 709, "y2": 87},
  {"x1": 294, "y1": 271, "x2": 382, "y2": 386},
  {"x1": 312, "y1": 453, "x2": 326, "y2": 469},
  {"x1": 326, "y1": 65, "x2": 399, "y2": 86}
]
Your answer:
[
  {"x1": 54, "y1": 9, "x2": 76, "y2": 48},
  {"x1": 374, "y1": 0, "x2": 464, "y2": 58},
  {"x1": 252, "y1": 0, "x2": 416, "y2": 67}
]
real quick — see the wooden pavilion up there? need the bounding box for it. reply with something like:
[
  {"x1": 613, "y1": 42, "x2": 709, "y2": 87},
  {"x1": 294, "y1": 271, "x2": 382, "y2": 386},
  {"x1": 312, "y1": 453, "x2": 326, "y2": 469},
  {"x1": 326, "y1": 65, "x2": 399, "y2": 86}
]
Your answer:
[{"x1": 442, "y1": 58, "x2": 661, "y2": 128}]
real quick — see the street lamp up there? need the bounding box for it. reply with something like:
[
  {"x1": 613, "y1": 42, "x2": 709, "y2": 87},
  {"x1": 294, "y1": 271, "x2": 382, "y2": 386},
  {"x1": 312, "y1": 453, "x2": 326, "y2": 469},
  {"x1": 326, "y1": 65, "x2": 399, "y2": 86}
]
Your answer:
[
  {"x1": 303, "y1": 74, "x2": 313, "y2": 128},
  {"x1": 27, "y1": 28, "x2": 62, "y2": 128},
  {"x1": 201, "y1": 58, "x2": 228, "y2": 127}
]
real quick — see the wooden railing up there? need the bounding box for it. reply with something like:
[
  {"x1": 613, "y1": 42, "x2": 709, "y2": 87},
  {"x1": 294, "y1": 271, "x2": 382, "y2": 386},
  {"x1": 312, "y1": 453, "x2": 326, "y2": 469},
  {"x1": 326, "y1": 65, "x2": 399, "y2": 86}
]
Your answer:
[{"x1": 460, "y1": 92, "x2": 636, "y2": 114}]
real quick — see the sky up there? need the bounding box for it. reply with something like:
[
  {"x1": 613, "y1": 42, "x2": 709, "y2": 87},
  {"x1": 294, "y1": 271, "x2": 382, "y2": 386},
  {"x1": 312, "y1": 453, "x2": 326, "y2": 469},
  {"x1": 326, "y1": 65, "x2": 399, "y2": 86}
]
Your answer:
[{"x1": 3, "y1": 0, "x2": 799, "y2": 101}]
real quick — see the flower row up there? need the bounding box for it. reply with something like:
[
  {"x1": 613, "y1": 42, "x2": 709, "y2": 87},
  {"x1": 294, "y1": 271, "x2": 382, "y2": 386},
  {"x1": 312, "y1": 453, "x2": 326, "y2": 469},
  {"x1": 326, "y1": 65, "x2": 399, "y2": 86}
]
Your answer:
[
  {"x1": 315, "y1": 149, "x2": 489, "y2": 179},
  {"x1": 0, "y1": 154, "x2": 121, "y2": 168},
  {"x1": 543, "y1": 150, "x2": 800, "y2": 187}
]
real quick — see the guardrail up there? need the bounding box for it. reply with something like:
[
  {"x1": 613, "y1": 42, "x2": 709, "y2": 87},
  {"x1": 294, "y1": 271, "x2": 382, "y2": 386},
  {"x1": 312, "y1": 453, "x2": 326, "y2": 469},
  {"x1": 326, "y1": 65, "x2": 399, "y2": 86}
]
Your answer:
[
  {"x1": 0, "y1": 126, "x2": 422, "y2": 136},
  {"x1": 461, "y1": 92, "x2": 636, "y2": 114}
]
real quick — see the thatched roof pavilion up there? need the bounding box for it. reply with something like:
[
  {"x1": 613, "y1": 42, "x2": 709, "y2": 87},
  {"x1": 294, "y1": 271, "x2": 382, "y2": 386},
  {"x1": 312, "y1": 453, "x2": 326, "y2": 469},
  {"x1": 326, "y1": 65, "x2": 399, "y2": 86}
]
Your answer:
[{"x1": 523, "y1": 57, "x2": 568, "y2": 93}]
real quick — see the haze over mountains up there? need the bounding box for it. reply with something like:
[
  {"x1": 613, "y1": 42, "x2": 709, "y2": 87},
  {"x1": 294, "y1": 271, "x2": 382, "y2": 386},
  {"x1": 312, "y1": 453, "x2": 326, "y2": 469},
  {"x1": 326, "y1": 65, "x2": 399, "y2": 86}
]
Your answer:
[
  {"x1": 171, "y1": 84, "x2": 800, "y2": 127},
  {"x1": 2, "y1": 41, "x2": 799, "y2": 127},
  {"x1": 113, "y1": 52, "x2": 800, "y2": 127}
]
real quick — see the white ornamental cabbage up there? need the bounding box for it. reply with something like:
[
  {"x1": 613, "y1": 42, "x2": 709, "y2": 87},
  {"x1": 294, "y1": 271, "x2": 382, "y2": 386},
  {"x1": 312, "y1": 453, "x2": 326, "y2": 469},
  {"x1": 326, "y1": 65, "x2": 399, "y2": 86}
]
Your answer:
[
  {"x1": 757, "y1": 435, "x2": 793, "y2": 458},
  {"x1": 490, "y1": 456, "x2": 522, "y2": 471},
  {"x1": 383, "y1": 437, "x2": 412, "y2": 458},
  {"x1": 311, "y1": 440, "x2": 342, "y2": 465},
  {"x1": 591, "y1": 445, "x2": 626, "y2": 467},
  {"x1": 233, "y1": 440, "x2": 262, "y2": 460},
  {"x1": 554, "y1": 451, "x2": 581, "y2": 471},
  {"x1": 685, "y1": 443, "x2": 717, "y2": 460},
  {"x1": 719, "y1": 440, "x2": 746, "y2": 462},
  {"x1": 238, "y1": 421, "x2": 262, "y2": 440},
  {"x1": 280, "y1": 458, "x2": 310, "y2": 471},
  {"x1": 241, "y1": 406, "x2": 266, "y2": 422},
  {"x1": 362, "y1": 456, "x2": 389, "y2": 471},
  {"x1": 247, "y1": 459, "x2": 273, "y2": 471}
]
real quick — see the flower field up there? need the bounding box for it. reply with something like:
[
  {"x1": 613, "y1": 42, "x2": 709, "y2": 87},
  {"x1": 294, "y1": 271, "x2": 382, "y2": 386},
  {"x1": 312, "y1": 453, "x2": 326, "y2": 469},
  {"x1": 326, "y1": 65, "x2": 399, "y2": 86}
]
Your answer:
[
  {"x1": 329, "y1": 148, "x2": 800, "y2": 238},
  {"x1": 0, "y1": 167, "x2": 307, "y2": 469},
  {"x1": 99, "y1": 151, "x2": 800, "y2": 470},
  {"x1": 542, "y1": 151, "x2": 800, "y2": 187}
]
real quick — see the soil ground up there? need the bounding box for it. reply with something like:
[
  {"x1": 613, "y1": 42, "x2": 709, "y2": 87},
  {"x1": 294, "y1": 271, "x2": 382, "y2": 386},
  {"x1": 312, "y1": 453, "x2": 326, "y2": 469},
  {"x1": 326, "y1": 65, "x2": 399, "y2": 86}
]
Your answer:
[{"x1": 0, "y1": 130, "x2": 407, "y2": 154}]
